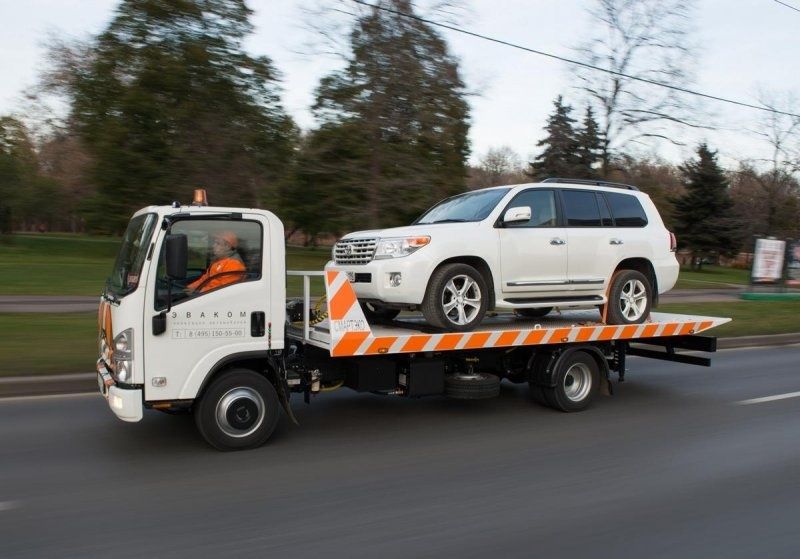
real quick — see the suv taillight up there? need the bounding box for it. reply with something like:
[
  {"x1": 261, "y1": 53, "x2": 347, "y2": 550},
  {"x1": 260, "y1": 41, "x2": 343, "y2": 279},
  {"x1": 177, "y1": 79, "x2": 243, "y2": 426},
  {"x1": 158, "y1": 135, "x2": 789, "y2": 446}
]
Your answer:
[{"x1": 669, "y1": 231, "x2": 677, "y2": 252}]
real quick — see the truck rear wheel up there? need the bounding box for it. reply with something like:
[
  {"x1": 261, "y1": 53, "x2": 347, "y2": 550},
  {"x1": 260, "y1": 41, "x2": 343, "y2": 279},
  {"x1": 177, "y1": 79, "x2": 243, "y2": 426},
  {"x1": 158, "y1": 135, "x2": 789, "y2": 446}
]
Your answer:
[
  {"x1": 537, "y1": 351, "x2": 599, "y2": 412},
  {"x1": 194, "y1": 368, "x2": 280, "y2": 451}
]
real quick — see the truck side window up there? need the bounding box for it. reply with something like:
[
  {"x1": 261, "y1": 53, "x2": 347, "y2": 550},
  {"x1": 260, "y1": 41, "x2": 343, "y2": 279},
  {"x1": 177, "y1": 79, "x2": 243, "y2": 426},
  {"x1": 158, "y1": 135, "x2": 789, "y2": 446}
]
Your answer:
[
  {"x1": 605, "y1": 192, "x2": 648, "y2": 227},
  {"x1": 154, "y1": 219, "x2": 263, "y2": 310},
  {"x1": 561, "y1": 189, "x2": 602, "y2": 227},
  {"x1": 504, "y1": 189, "x2": 557, "y2": 227}
]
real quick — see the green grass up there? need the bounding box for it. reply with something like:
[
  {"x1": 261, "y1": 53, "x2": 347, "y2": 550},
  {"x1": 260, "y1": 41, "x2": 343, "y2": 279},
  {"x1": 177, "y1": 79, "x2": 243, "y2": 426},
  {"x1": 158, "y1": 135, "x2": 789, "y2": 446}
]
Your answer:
[
  {"x1": 0, "y1": 313, "x2": 98, "y2": 376},
  {"x1": 658, "y1": 301, "x2": 800, "y2": 337},
  {"x1": 674, "y1": 265, "x2": 750, "y2": 289}
]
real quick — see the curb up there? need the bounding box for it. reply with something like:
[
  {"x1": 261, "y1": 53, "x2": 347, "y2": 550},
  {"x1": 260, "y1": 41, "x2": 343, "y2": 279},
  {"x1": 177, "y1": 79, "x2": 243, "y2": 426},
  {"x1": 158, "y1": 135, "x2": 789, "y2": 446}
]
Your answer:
[{"x1": 2, "y1": 333, "x2": 800, "y2": 399}]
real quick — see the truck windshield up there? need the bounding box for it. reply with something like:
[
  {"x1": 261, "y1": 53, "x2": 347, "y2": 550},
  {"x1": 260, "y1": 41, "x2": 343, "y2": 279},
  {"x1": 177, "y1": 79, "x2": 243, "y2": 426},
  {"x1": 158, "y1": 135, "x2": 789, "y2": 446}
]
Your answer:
[
  {"x1": 106, "y1": 213, "x2": 157, "y2": 298},
  {"x1": 414, "y1": 188, "x2": 510, "y2": 224}
]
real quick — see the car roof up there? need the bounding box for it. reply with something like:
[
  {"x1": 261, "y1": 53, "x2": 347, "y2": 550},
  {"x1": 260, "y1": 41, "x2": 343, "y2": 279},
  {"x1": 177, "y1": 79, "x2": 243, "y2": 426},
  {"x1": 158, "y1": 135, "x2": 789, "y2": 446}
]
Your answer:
[{"x1": 474, "y1": 180, "x2": 644, "y2": 196}]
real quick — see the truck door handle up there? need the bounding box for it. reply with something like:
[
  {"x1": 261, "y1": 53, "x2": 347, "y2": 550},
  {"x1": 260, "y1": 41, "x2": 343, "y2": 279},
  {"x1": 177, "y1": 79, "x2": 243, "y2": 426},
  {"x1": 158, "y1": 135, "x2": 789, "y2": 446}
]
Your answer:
[
  {"x1": 609, "y1": 238, "x2": 624, "y2": 245},
  {"x1": 550, "y1": 238, "x2": 566, "y2": 245}
]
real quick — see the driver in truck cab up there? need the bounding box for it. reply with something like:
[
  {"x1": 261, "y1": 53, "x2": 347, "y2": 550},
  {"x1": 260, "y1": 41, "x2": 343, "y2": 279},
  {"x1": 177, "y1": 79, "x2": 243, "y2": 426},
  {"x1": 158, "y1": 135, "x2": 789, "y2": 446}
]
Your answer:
[{"x1": 187, "y1": 231, "x2": 246, "y2": 293}]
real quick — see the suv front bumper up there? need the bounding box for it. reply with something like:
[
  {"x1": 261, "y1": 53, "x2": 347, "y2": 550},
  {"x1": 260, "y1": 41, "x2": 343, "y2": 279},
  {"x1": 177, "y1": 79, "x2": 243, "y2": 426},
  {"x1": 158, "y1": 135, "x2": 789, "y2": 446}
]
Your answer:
[{"x1": 326, "y1": 257, "x2": 435, "y2": 305}]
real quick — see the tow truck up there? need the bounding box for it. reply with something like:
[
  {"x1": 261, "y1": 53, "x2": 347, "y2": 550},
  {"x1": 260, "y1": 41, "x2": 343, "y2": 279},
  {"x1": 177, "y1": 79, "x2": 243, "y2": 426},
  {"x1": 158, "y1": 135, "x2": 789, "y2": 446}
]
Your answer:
[{"x1": 97, "y1": 192, "x2": 730, "y2": 450}]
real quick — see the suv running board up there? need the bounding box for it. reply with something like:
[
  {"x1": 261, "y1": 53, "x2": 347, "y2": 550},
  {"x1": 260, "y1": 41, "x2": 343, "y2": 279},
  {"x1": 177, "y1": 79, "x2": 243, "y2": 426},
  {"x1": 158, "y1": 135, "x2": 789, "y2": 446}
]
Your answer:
[{"x1": 501, "y1": 295, "x2": 605, "y2": 306}]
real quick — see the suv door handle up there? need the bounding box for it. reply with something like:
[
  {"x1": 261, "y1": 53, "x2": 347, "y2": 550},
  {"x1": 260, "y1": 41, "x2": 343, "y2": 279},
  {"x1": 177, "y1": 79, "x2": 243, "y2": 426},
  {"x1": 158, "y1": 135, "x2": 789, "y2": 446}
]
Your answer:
[
  {"x1": 550, "y1": 238, "x2": 566, "y2": 245},
  {"x1": 609, "y1": 238, "x2": 624, "y2": 245}
]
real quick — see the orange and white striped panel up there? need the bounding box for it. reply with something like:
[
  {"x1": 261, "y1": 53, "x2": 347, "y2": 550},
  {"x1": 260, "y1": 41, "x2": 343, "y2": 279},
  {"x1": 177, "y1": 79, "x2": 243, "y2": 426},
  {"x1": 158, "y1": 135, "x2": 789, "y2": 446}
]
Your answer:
[{"x1": 323, "y1": 269, "x2": 730, "y2": 358}]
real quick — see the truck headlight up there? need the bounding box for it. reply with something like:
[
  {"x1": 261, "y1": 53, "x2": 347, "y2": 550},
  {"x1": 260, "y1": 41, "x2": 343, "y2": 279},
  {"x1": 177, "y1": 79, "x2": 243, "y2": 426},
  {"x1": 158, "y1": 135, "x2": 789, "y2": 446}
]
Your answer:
[
  {"x1": 374, "y1": 236, "x2": 430, "y2": 259},
  {"x1": 113, "y1": 329, "x2": 134, "y2": 383}
]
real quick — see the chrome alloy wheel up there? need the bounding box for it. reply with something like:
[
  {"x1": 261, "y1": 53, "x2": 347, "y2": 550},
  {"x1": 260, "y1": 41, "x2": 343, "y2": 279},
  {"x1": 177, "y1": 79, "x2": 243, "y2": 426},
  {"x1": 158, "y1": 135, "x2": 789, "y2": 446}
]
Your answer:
[
  {"x1": 215, "y1": 387, "x2": 266, "y2": 438},
  {"x1": 562, "y1": 362, "x2": 592, "y2": 403},
  {"x1": 441, "y1": 274, "x2": 482, "y2": 326},
  {"x1": 618, "y1": 278, "x2": 648, "y2": 321}
]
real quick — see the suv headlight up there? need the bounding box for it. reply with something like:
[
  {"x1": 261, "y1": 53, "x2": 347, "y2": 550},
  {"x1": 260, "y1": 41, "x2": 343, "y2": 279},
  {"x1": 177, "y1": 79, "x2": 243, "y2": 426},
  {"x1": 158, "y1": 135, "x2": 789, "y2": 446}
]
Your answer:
[
  {"x1": 112, "y1": 328, "x2": 134, "y2": 383},
  {"x1": 374, "y1": 236, "x2": 430, "y2": 259}
]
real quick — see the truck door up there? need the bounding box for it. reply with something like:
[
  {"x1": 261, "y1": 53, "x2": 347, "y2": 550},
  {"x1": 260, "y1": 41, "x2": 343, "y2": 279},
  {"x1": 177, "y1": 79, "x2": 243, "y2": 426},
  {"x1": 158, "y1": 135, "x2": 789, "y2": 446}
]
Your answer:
[
  {"x1": 143, "y1": 215, "x2": 270, "y2": 402},
  {"x1": 497, "y1": 188, "x2": 568, "y2": 295}
]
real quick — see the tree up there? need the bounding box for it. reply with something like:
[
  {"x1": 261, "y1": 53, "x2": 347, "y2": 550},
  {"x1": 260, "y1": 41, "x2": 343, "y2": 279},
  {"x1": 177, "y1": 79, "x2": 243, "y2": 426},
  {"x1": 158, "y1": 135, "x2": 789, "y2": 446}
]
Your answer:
[
  {"x1": 672, "y1": 144, "x2": 742, "y2": 269},
  {"x1": 42, "y1": 0, "x2": 296, "y2": 232},
  {"x1": 470, "y1": 146, "x2": 526, "y2": 188},
  {"x1": 528, "y1": 96, "x2": 580, "y2": 180},
  {"x1": 573, "y1": 0, "x2": 698, "y2": 174},
  {"x1": 309, "y1": 0, "x2": 471, "y2": 230},
  {"x1": 575, "y1": 106, "x2": 603, "y2": 178}
]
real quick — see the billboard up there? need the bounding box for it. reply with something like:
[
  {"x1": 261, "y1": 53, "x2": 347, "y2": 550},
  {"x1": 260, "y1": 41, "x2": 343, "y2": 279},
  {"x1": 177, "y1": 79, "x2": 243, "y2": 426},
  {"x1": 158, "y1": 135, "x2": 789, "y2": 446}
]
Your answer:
[
  {"x1": 786, "y1": 241, "x2": 800, "y2": 287},
  {"x1": 751, "y1": 238, "x2": 786, "y2": 283}
]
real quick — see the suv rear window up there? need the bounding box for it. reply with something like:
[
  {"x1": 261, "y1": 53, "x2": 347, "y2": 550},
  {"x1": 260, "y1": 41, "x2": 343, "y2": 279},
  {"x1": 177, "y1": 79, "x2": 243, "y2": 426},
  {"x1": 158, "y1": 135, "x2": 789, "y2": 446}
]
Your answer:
[
  {"x1": 605, "y1": 192, "x2": 648, "y2": 227},
  {"x1": 561, "y1": 190, "x2": 602, "y2": 227}
]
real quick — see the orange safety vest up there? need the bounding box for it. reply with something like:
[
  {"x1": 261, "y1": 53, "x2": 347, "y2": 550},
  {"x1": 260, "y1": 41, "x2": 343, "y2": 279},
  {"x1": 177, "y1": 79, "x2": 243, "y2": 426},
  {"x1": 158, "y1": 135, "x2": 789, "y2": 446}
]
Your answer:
[{"x1": 187, "y1": 257, "x2": 246, "y2": 293}]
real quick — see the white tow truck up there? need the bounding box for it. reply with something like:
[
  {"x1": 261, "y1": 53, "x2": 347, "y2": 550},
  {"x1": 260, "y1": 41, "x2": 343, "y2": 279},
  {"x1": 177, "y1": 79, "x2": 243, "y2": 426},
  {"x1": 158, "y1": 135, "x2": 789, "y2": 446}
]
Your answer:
[{"x1": 97, "y1": 192, "x2": 730, "y2": 450}]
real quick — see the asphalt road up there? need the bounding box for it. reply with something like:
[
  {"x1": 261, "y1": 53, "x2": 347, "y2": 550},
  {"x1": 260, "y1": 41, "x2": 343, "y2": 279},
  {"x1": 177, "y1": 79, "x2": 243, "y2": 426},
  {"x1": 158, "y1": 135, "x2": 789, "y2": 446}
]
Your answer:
[{"x1": 1, "y1": 345, "x2": 800, "y2": 558}]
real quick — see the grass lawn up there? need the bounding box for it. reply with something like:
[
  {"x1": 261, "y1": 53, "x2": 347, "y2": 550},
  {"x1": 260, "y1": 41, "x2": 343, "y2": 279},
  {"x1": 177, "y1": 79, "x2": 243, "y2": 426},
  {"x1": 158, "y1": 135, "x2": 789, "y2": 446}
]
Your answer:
[
  {"x1": 658, "y1": 301, "x2": 800, "y2": 338},
  {"x1": 674, "y1": 265, "x2": 750, "y2": 289},
  {"x1": 0, "y1": 313, "x2": 98, "y2": 376}
]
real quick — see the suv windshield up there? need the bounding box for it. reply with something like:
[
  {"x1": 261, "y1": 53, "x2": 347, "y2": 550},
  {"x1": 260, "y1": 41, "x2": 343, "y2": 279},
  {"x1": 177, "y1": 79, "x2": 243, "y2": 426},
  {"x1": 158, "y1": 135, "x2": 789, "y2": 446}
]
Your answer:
[
  {"x1": 415, "y1": 188, "x2": 510, "y2": 224},
  {"x1": 106, "y1": 213, "x2": 157, "y2": 298}
]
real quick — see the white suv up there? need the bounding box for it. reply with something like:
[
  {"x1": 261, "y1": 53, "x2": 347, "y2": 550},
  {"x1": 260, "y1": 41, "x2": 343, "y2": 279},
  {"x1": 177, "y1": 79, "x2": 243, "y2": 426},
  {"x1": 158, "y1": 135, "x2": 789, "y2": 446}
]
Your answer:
[{"x1": 327, "y1": 179, "x2": 679, "y2": 331}]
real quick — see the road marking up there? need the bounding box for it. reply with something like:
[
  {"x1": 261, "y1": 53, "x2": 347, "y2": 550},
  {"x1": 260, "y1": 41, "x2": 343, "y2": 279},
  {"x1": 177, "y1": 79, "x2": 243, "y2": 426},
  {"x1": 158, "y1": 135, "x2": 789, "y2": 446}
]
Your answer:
[
  {"x1": 736, "y1": 391, "x2": 800, "y2": 405},
  {"x1": 0, "y1": 392, "x2": 97, "y2": 404},
  {"x1": 0, "y1": 501, "x2": 19, "y2": 512}
]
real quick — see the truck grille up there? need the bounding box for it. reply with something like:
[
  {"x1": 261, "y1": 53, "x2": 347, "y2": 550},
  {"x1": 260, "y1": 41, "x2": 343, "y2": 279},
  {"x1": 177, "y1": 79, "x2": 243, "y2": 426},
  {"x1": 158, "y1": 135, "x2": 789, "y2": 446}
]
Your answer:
[{"x1": 334, "y1": 238, "x2": 378, "y2": 265}]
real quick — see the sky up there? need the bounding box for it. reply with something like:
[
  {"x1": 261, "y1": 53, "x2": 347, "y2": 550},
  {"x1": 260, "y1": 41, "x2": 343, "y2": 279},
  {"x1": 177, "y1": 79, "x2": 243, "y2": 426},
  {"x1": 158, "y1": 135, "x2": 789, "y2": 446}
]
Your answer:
[{"x1": 1, "y1": 0, "x2": 799, "y2": 169}]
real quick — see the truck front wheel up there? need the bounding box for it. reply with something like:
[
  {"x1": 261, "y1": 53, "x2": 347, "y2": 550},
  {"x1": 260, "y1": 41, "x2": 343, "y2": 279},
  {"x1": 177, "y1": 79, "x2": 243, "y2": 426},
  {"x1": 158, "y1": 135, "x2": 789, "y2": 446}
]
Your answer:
[{"x1": 195, "y1": 368, "x2": 281, "y2": 451}]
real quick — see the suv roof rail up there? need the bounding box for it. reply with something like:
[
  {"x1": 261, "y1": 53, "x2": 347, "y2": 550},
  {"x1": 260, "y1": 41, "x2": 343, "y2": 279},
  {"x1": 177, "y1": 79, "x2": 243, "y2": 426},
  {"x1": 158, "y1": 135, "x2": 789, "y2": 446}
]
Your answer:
[{"x1": 541, "y1": 177, "x2": 640, "y2": 191}]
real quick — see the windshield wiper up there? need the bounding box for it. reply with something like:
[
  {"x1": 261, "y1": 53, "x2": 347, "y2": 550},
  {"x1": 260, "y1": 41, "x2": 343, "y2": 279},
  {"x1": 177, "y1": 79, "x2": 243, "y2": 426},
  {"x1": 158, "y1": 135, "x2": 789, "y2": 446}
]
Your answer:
[{"x1": 428, "y1": 218, "x2": 468, "y2": 224}]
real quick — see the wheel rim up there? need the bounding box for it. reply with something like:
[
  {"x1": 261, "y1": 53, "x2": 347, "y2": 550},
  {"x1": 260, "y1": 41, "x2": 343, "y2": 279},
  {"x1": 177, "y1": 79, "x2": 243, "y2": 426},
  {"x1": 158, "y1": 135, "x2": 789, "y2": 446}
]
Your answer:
[
  {"x1": 618, "y1": 278, "x2": 647, "y2": 321},
  {"x1": 441, "y1": 274, "x2": 482, "y2": 325},
  {"x1": 563, "y1": 363, "x2": 592, "y2": 403},
  {"x1": 215, "y1": 387, "x2": 265, "y2": 438}
]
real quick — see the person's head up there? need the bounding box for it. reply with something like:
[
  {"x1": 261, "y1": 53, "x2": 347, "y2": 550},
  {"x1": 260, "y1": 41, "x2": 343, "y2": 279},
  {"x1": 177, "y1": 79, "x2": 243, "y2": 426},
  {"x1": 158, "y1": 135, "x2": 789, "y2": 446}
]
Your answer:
[{"x1": 212, "y1": 231, "x2": 238, "y2": 258}]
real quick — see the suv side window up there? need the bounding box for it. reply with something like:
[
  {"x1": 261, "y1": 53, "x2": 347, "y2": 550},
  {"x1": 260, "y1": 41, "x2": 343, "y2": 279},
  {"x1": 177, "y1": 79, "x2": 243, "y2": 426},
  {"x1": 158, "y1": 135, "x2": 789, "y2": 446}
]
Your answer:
[
  {"x1": 503, "y1": 189, "x2": 558, "y2": 228},
  {"x1": 596, "y1": 193, "x2": 613, "y2": 226},
  {"x1": 155, "y1": 219, "x2": 263, "y2": 310},
  {"x1": 561, "y1": 189, "x2": 602, "y2": 227},
  {"x1": 605, "y1": 192, "x2": 648, "y2": 227}
]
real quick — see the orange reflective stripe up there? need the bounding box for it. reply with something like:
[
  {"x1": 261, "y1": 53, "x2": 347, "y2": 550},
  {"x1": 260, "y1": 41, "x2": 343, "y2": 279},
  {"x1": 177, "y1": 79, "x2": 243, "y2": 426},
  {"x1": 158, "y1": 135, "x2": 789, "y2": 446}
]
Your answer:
[
  {"x1": 661, "y1": 323, "x2": 678, "y2": 336},
  {"x1": 597, "y1": 326, "x2": 618, "y2": 340},
  {"x1": 698, "y1": 321, "x2": 713, "y2": 332},
  {"x1": 435, "y1": 334, "x2": 462, "y2": 351},
  {"x1": 402, "y1": 335, "x2": 430, "y2": 353},
  {"x1": 523, "y1": 329, "x2": 547, "y2": 345},
  {"x1": 325, "y1": 270, "x2": 338, "y2": 287},
  {"x1": 329, "y1": 282, "x2": 357, "y2": 321},
  {"x1": 641, "y1": 324, "x2": 659, "y2": 337},
  {"x1": 333, "y1": 331, "x2": 369, "y2": 356},
  {"x1": 679, "y1": 322, "x2": 696, "y2": 335},
  {"x1": 464, "y1": 332, "x2": 492, "y2": 349},
  {"x1": 365, "y1": 337, "x2": 397, "y2": 355},
  {"x1": 576, "y1": 327, "x2": 595, "y2": 342},
  {"x1": 496, "y1": 331, "x2": 520, "y2": 346},
  {"x1": 620, "y1": 325, "x2": 639, "y2": 339},
  {"x1": 550, "y1": 328, "x2": 572, "y2": 343}
]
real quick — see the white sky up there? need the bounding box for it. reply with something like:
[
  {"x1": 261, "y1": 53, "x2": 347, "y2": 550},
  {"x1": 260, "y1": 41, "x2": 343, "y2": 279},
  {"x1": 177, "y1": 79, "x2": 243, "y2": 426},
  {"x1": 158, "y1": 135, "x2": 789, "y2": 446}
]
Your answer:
[{"x1": 1, "y1": 0, "x2": 799, "y2": 169}]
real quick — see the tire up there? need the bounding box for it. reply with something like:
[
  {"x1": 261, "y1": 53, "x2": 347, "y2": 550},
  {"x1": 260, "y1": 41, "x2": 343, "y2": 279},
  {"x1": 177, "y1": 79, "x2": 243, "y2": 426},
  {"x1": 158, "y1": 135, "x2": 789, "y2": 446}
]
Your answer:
[
  {"x1": 194, "y1": 368, "x2": 281, "y2": 451},
  {"x1": 361, "y1": 302, "x2": 401, "y2": 322},
  {"x1": 604, "y1": 269, "x2": 652, "y2": 325},
  {"x1": 514, "y1": 307, "x2": 553, "y2": 319},
  {"x1": 445, "y1": 372, "x2": 501, "y2": 400},
  {"x1": 421, "y1": 263, "x2": 488, "y2": 331},
  {"x1": 540, "y1": 351, "x2": 600, "y2": 412}
]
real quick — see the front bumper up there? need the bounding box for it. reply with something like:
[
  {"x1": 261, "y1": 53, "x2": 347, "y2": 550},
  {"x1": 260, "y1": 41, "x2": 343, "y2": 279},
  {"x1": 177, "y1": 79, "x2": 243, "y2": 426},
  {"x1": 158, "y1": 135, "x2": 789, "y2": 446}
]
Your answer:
[
  {"x1": 326, "y1": 257, "x2": 435, "y2": 305},
  {"x1": 97, "y1": 360, "x2": 143, "y2": 423}
]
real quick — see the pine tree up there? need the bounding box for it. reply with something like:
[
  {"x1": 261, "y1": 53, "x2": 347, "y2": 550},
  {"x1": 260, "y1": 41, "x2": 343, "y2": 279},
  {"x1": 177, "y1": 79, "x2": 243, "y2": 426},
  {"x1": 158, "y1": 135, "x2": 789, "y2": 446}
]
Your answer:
[
  {"x1": 672, "y1": 144, "x2": 743, "y2": 269},
  {"x1": 528, "y1": 96, "x2": 580, "y2": 180},
  {"x1": 51, "y1": 0, "x2": 295, "y2": 232},
  {"x1": 310, "y1": 0, "x2": 471, "y2": 229},
  {"x1": 575, "y1": 105, "x2": 603, "y2": 179}
]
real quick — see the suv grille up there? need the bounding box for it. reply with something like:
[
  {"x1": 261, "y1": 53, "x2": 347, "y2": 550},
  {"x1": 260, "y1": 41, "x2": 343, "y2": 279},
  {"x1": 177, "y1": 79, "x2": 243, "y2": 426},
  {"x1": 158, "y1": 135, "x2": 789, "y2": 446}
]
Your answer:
[{"x1": 333, "y1": 238, "x2": 378, "y2": 265}]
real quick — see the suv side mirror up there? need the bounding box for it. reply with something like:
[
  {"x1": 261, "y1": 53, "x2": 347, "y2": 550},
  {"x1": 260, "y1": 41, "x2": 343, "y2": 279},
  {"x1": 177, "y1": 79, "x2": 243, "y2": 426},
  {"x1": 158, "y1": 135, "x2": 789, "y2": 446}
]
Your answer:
[
  {"x1": 503, "y1": 206, "x2": 531, "y2": 224},
  {"x1": 165, "y1": 234, "x2": 188, "y2": 280}
]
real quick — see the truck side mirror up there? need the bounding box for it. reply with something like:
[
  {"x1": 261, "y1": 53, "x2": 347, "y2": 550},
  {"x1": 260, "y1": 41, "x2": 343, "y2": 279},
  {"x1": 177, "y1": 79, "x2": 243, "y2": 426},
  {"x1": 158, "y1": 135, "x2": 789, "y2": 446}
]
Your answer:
[
  {"x1": 503, "y1": 206, "x2": 532, "y2": 224},
  {"x1": 165, "y1": 234, "x2": 188, "y2": 280}
]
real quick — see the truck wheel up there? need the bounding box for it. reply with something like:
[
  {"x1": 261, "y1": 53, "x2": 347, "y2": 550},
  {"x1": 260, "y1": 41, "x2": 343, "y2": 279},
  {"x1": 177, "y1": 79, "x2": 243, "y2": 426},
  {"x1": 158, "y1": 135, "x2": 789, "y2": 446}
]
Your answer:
[
  {"x1": 361, "y1": 302, "x2": 401, "y2": 322},
  {"x1": 515, "y1": 307, "x2": 553, "y2": 319},
  {"x1": 444, "y1": 372, "x2": 500, "y2": 399},
  {"x1": 605, "y1": 270, "x2": 652, "y2": 325},
  {"x1": 421, "y1": 263, "x2": 488, "y2": 331},
  {"x1": 539, "y1": 351, "x2": 599, "y2": 412},
  {"x1": 194, "y1": 368, "x2": 281, "y2": 451}
]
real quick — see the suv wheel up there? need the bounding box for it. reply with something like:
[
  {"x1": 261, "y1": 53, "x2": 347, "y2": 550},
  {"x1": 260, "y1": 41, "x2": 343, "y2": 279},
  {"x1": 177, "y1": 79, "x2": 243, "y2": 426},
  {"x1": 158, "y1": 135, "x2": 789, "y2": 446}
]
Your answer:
[
  {"x1": 421, "y1": 263, "x2": 488, "y2": 331},
  {"x1": 605, "y1": 270, "x2": 652, "y2": 325}
]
